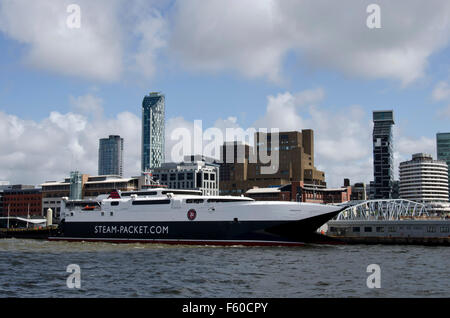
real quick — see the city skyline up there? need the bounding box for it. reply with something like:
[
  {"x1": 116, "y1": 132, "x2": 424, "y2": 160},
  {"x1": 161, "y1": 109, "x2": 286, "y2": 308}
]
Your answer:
[{"x1": 1, "y1": 1, "x2": 450, "y2": 187}]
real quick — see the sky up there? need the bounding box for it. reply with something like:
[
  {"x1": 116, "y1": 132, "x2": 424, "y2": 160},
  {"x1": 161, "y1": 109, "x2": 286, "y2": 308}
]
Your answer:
[{"x1": 0, "y1": 0, "x2": 450, "y2": 187}]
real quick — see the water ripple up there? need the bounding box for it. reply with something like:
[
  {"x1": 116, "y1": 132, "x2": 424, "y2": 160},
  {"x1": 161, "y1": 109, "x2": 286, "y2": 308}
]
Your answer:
[{"x1": 0, "y1": 239, "x2": 448, "y2": 297}]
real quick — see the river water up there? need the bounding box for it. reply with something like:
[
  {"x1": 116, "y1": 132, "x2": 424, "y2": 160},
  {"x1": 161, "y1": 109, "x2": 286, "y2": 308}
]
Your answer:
[{"x1": 0, "y1": 239, "x2": 448, "y2": 298}]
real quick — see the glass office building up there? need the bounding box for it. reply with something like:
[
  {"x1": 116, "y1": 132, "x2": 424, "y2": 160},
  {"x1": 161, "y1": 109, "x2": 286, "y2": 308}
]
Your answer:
[
  {"x1": 69, "y1": 171, "x2": 83, "y2": 200},
  {"x1": 437, "y1": 132, "x2": 450, "y2": 201},
  {"x1": 142, "y1": 92, "x2": 165, "y2": 172},
  {"x1": 370, "y1": 110, "x2": 395, "y2": 199},
  {"x1": 98, "y1": 135, "x2": 124, "y2": 176}
]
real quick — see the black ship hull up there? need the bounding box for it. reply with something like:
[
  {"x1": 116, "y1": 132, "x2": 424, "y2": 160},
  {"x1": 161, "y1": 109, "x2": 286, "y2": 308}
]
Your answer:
[{"x1": 49, "y1": 210, "x2": 341, "y2": 246}]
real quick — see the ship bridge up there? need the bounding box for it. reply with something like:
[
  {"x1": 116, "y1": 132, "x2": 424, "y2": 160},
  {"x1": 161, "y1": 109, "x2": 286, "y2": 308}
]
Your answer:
[{"x1": 335, "y1": 199, "x2": 429, "y2": 221}]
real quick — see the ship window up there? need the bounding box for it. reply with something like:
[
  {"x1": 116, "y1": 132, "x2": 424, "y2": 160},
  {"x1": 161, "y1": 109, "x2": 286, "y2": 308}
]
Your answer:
[
  {"x1": 122, "y1": 191, "x2": 157, "y2": 197},
  {"x1": 207, "y1": 198, "x2": 252, "y2": 203},
  {"x1": 111, "y1": 202, "x2": 119, "y2": 206},
  {"x1": 352, "y1": 227, "x2": 360, "y2": 232},
  {"x1": 110, "y1": 212, "x2": 113, "y2": 216},
  {"x1": 162, "y1": 190, "x2": 202, "y2": 196},
  {"x1": 132, "y1": 199, "x2": 171, "y2": 205},
  {"x1": 440, "y1": 226, "x2": 449, "y2": 233},
  {"x1": 364, "y1": 227, "x2": 372, "y2": 232},
  {"x1": 186, "y1": 199, "x2": 204, "y2": 204},
  {"x1": 388, "y1": 226, "x2": 396, "y2": 232},
  {"x1": 376, "y1": 227, "x2": 384, "y2": 232},
  {"x1": 66, "y1": 201, "x2": 101, "y2": 209},
  {"x1": 427, "y1": 226, "x2": 436, "y2": 233}
]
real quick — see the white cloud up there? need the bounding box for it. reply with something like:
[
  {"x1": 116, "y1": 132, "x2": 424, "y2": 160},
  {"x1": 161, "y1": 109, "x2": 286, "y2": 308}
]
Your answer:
[
  {"x1": 437, "y1": 105, "x2": 450, "y2": 118},
  {"x1": 169, "y1": 0, "x2": 450, "y2": 85},
  {"x1": 69, "y1": 94, "x2": 104, "y2": 118},
  {"x1": 0, "y1": 109, "x2": 247, "y2": 183},
  {"x1": 146, "y1": 88, "x2": 442, "y2": 188},
  {"x1": 0, "y1": 0, "x2": 169, "y2": 82},
  {"x1": 165, "y1": 116, "x2": 244, "y2": 163},
  {"x1": 169, "y1": 0, "x2": 288, "y2": 83},
  {"x1": 250, "y1": 88, "x2": 439, "y2": 187},
  {"x1": 431, "y1": 81, "x2": 450, "y2": 118},
  {"x1": 432, "y1": 81, "x2": 450, "y2": 101},
  {"x1": 251, "y1": 89, "x2": 373, "y2": 186},
  {"x1": 0, "y1": 0, "x2": 124, "y2": 81},
  {"x1": 1, "y1": 0, "x2": 449, "y2": 84},
  {"x1": 394, "y1": 134, "x2": 436, "y2": 179},
  {"x1": 0, "y1": 95, "x2": 142, "y2": 184},
  {"x1": 253, "y1": 89, "x2": 324, "y2": 131},
  {"x1": 165, "y1": 116, "x2": 196, "y2": 162},
  {"x1": 0, "y1": 89, "x2": 440, "y2": 188},
  {"x1": 396, "y1": 136, "x2": 436, "y2": 157},
  {"x1": 161, "y1": 88, "x2": 374, "y2": 187},
  {"x1": 129, "y1": 8, "x2": 167, "y2": 78}
]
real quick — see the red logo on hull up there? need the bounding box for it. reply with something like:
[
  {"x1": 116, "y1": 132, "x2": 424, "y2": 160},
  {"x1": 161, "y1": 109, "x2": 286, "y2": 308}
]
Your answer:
[{"x1": 187, "y1": 209, "x2": 197, "y2": 221}]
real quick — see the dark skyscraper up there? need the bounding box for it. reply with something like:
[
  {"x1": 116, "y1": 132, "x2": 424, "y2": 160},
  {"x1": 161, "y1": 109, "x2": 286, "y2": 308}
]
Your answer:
[
  {"x1": 98, "y1": 135, "x2": 124, "y2": 176},
  {"x1": 437, "y1": 132, "x2": 450, "y2": 201},
  {"x1": 141, "y1": 92, "x2": 165, "y2": 172},
  {"x1": 370, "y1": 110, "x2": 395, "y2": 199}
]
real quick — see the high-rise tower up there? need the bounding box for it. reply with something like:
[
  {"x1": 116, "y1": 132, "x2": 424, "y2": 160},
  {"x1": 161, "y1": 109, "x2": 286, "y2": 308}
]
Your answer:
[
  {"x1": 98, "y1": 135, "x2": 124, "y2": 176},
  {"x1": 141, "y1": 92, "x2": 165, "y2": 173},
  {"x1": 437, "y1": 132, "x2": 450, "y2": 201},
  {"x1": 370, "y1": 110, "x2": 395, "y2": 199}
]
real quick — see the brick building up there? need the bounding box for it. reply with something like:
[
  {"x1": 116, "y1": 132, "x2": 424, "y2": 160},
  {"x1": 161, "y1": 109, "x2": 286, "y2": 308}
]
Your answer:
[
  {"x1": 220, "y1": 130, "x2": 326, "y2": 195},
  {"x1": 1, "y1": 185, "x2": 42, "y2": 217}
]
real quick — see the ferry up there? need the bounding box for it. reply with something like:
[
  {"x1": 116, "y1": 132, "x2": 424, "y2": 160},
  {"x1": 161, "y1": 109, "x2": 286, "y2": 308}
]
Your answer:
[{"x1": 49, "y1": 188, "x2": 346, "y2": 246}]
